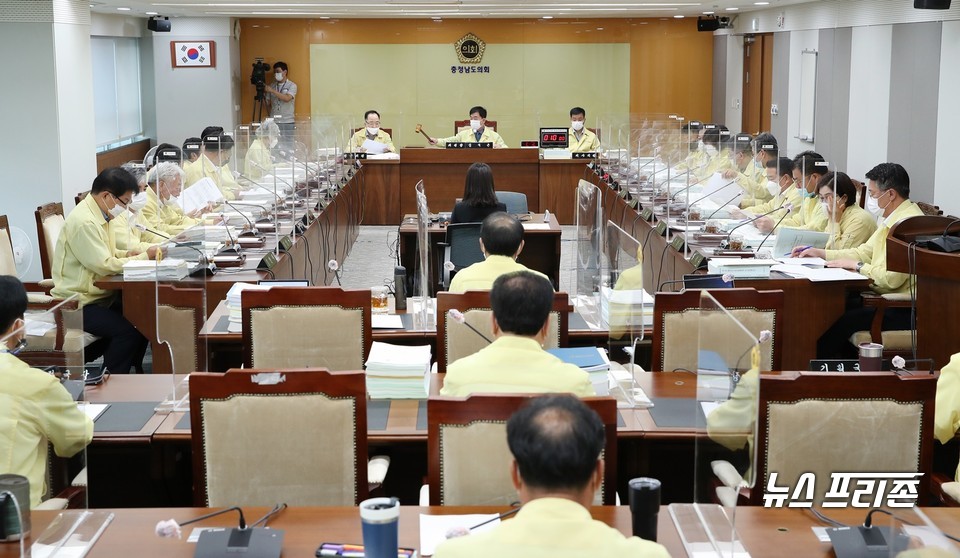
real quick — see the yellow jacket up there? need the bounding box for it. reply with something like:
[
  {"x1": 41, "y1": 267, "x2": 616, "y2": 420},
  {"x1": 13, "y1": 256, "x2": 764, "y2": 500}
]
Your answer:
[
  {"x1": 742, "y1": 183, "x2": 803, "y2": 217},
  {"x1": 441, "y1": 335, "x2": 594, "y2": 397},
  {"x1": 0, "y1": 352, "x2": 93, "y2": 508},
  {"x1": 568, "y1": 128, "x2": 600, "y2": 152},
  {"x1": 825, "y1": 204, "x2": 877, "y2": 251},
  {"x1": 826, "y1": 200, "x2": 924, "y2": 294},
  {"x1": 436, "y1": 127, "x2": 508, "y2": 148},
  {"x1": 349, "y1": 129, "x2": 397, "y2": 153},
  {"x1": 706, "y1": 368, "x2": 759, "y2": 452},
  {"x1": 185, "y1": 154, "x2": 239, "y2": 200},
  {"x1": 449, "y1": 255, "x2": 547, "y2": 294},
  {"x1": 243, "y1": 138, "x2": 274, "y2": 180},
  {"x1": 433, "y1": 498, "x2": 670, "y2": 558},
  {"x1": 935, "y1": 353, "x2": 960, "y2": 479},
  {"x1": 735, "y1": 161, "x2": 773, "y2": 208},
  {"x1": 778, "y1": 194, "x2": 828, "y2": 231},
  {"x1": 109, "y1": 212, "x2": 162, "y2": 252},
  {"x1": 141, "y1": 187, "x2": 200, "y2": 235},
  {"x1": 51, "y1": 194, "x2": 149, "y2": 306},
  {"x1": 699, "y1": 148, "x2": 735, "y2": 179}
]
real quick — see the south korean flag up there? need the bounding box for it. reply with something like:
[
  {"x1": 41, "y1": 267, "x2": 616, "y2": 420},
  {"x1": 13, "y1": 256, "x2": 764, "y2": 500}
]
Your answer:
[{"x1": 178, "y1": 42, "x2": 210, "y2": 66}]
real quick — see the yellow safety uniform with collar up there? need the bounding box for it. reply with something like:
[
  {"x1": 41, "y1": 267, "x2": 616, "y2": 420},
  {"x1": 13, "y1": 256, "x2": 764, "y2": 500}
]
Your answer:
[
  {"x1": 934, "y1": 353, "x2": 960, "y2": 480},
  {"x1": 567, "y1": 128, "x2": 600, "y2": 152},
  {"x1": 777, "y1": 194, "x2": 828, "y2": 231},
  {"x1": 243, "y1": 138, "x2": 274, "y2": 180},
  {"x1": 741, "y1": 184, "x2": 802, "y2": 217},
  {"x1": 349, "y1": 129, "x2": 397, "y2": 153},
  {"x1": 435, "y1": 128, "x2": 508, "y2": 148},
  {"x1": 825, "y1": 204, "x2": 877, "y2": 251},
  {"x1": 448, "y1": 255, "x2": 548, "y2": 294},
  {"x1": 185, "y1": 154, "x2": 239, "y2": 200}
]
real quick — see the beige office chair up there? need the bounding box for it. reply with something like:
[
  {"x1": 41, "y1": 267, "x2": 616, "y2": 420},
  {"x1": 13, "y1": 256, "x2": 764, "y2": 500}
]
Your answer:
[
  {"x1": 424, "y1": 394, "x2": 618, "y2": 506},
  {"x1": 435, "y1": 291, "x2": 570, "y2": 373},
  {"x1": 241, "y1": 287, "x2": 372, "y2": 370},
  {"x1": 35, "y1": 202, "x2": 65, "y2": 283},
  {"x1": 190, "y1": 369, "x2": 387, "y2": 506},
  {"x1": 156, "y1": 284, "x2": 206, "y2": 374},
  {"x1": 651, "y1": 288, "x2": 784, "y2": 372}
]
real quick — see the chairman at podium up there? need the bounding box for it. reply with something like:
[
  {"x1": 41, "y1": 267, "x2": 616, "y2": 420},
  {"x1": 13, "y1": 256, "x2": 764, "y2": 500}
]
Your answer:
[
  {"x1": 431, "y1": 105, "x2": 507, "y2": 148},
  {"x1": 568, "y1": 107, "x2": 600, "y2": 152}
]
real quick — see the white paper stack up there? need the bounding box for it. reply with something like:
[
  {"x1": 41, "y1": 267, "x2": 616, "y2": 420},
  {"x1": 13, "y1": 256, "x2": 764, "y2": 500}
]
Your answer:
[
  {"x1": 179, "y1": 225, "x2": 236, "y2": 243},
  {"x1": 600, "y1": 286, "x2": 654, "y2": 328},
  {"x1": 224, "y1": 282, "x2": 273, "y2": 333},
  {"x1": 122, "y1": 259, "x2": 190, "y2": 281},
  {"x1": 364, "y1": 341, "x2": 432, "y2": 399},
  {"x1": 179, "y1": 177, "x2": 224, "y2": 215}
]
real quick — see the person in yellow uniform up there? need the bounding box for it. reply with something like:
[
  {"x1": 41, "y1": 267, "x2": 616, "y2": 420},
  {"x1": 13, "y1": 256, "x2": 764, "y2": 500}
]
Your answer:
[
  {"x1": 755, "y1": 151, "x2": 829, "y2": 233},
  {"x1": 441, "y1": 271, "x2": 593, "y2": 397},
  {"x1": 111, "y1": 163, "x2": 164, "y2": 252},
  {"x1": 52, "y1": 168, "x2": 158, "y2": 373},
  {"x1": 0, "y1": 276, "x2": 93, "y2": 508},
  {"x1": 697, "y1": 127, "x2": 735, "y2": 179},
  {"x1": 431, "y1": 106, "x2": 507, "y2": 148},
  {"x1": 182, "y1": 137, "x2": 202, "y2": 168},
  {"x1": 143, "y1": 161, "x2": 210, "y2": 235},
  {"x1": 794, "y1": 163, "x2": 925, "y2": 358},
  {"x1": 449, "y1": 212, "x2": 548, "y2": 293},
  {"x1": 733, "y1": 157, "x2": 801, "y2": 219},
  {"x1": 672, "y1": 122, "x2": 709, "y2": 174},
  {"x1": 185, "y1": 127, "x2": 240, "y2": 200},
  {"x1": 935, "y1": 353, "x2": 960, "y2": 481},
  {"x1": 349, "y1": 110, "x2": 396, "y2": 154},
  {"x1": 244, "y1": 118, "x2": 280, "y2": 180},
  {"x1": 722, "y1": 135, "x2": 770, "y2": 207},
  {"x1": 567, "y1": 107, "x2": 599, "y2": 152},
  {"x1": 433, "y1": 395, "x2": 670, "y2": 558},
  {"x1": 814, "y1": 171, "x2": 877, "y2": 250}
]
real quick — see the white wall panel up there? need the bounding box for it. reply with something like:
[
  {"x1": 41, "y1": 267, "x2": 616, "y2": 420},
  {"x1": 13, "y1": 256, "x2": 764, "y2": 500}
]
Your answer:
[
  {"x1": 845, "y1": 25, "x2": 892, "y2": 182},
  {"x1": 934, "y1": 20, "x2": 960, "y2": 217}
]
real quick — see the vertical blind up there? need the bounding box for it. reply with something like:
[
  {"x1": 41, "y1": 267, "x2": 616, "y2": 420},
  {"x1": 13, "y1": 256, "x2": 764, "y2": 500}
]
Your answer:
[{"x1": 91, "y1": 36, "x2": 143, "y2": 147}]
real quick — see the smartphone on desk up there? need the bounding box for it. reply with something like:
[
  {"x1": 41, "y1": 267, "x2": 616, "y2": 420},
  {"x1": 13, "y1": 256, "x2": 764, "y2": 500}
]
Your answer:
[{"x1": 316, "y1": 542, "x2": 417, "y2": 557}]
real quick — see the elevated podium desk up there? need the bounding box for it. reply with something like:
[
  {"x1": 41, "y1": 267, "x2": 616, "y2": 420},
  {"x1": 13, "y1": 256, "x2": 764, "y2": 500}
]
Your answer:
[
  {"x1": 398, "y1": 147, "x2": 540, "y2": 217},
  {"x1": 888, "y1": 216, "x2": 960, "y2": 369}
]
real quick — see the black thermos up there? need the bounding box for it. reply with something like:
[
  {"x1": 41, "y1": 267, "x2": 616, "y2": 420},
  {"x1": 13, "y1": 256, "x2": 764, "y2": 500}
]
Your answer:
[
  {"x1": 394, "y1": 266, "x2": 407, "y2": 310},
  {"x1": 628, "y1": 477, "x2": 661, "y2": 541}
]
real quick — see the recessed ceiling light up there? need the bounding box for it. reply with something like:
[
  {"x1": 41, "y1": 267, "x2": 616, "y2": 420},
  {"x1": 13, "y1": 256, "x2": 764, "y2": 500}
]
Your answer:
[
  {"x1": 726, "y1": 6, "x2": 739, "y2": 10},
  {"x1": 431, "y1": 15, "x2": 441, "y2": 19},
  {"x1": 116, "y1": 6, "x2": 130, "y2": 10},
  {"x1": 542, "y1": 15, "x2": 553, "y2": 19},
  {"x1": 146, "y1": 11, "x2": 158, "y2": 15},
  {"x1": 596, "y1": 26, "x2": 603, "y2": 30},
  {"x1": 703, "y1": 10, "x2": 714, "y2": 14},
  {"x1": 673, "y1": 14, "x2": 683, "y2": 18},
  {"x1": 754, "y1": 1, "x2": 769, "y2": 4}
]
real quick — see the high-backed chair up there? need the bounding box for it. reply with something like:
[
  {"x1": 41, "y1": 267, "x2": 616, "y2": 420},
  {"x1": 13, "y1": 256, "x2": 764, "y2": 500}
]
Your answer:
[
  {"x1": 75, "y1": 191, "x2": 89, "y2": 207},
  {"x1": 454, "y1": 120, "x2": 497, "y2": 134},
  {"x1": 439, "y1": 223, "x2": 484, "y2": 290},
  {"x1": 741, "y1": 371, "x2": 935, "y2": 506},
  {"x1": 35, "y1": 202, "x2": 65, "y2": 281},
  {"x1": 156, "y1": 284, "x2": 207, "y2": 374},
  {"x1": 436, "y1": 290, "x2": 570, "y2": 373},
  {"x1": 651, "y1": 288, "x2": 784, "y2": 372},
  {"x1": 241, "y1": 287, "x2": 371, "y2": 370},
  {"x1": 189, "y1": 369, "x2": 370, "y2": 506},
  {"x1": 495, "y1": 191, "x2": 528, "y2": 214},
  {"x1": 0, "y1": 215, "x2": 17, "y2": 276},
  {"x1": 426, "y1": 394, "x2": 618, "y2": 506}
]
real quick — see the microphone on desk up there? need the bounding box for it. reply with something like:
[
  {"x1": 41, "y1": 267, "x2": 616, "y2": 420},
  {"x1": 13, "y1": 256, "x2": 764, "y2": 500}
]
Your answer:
[
  {"x1": 680, "y1": 177, "x2": 740, "y2": 214},
  {"x1": 156, "y1": 504, "x2": 287, "y2": 557},
  {"x1": 447, "y1": 309, "x2": 493, "y2": 344},
  {"x1": 657, "y1": 273, "x2": 734, "y2": 293},
  {"x1": 222, "y1": 200, "x2": 268, "y2": 238},
  {"x1": 702, "y1": 189, "x2": 746, "y2": 221},
  {"x1": 134, "y1": 224, "x2": 217, "y2": 276},
  {"x1": 723, "y1": 204, "x2": 792, "y2": 250},
  {"x1": 667, "y1": 171, "x2": 715, "y2": 202},
  {"x1": 755, "y1": 204, "x2": 795, "y2": 252}
]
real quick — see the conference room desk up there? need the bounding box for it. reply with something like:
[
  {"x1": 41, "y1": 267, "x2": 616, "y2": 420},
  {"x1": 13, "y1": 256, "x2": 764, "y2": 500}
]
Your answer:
[
  {"x1": 9, "y1": 506, "x2": 960, "y2": 557},
  {"x1": 398, "y1": 213, "x2": 562, "y2": 296}
]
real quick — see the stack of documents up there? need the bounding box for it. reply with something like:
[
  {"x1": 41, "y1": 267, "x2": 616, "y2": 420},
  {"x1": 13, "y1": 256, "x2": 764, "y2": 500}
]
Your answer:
[
  {"x1": 224, "y1": 282, "x2": 273, "y2": 333},
  {"x1": 708, "y1": 258, "x2": 778, "y2": 279},
  {"x1": 179, "y1": 225, "x2": 236, "y2": 243},
  {"x1": 600, "y1": 286, "x2": 654, "y2": 328},
  {"x1": 547, "y1": 346, "x2": 613, "y2": 395},
  {"x1": 122, "y1": 259, "x2": 190, "y2": 281},
  {"x1": 364, "y1": 342, "x2": 432, "y2": 400},
  {"x1": 178, "y1": 177, "x2": 224, "y2": 215}
]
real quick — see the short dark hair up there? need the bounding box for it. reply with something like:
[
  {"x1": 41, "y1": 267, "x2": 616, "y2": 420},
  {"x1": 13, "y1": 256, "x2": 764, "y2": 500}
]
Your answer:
[
  {"x1": 817, "y1": 172, "x2": 856, "y2": 208},
  {"x1": 469, "y1": 106, "x2": 487, "y2": 119},
  {"x1": 364, "y1": 110, "x2": 380, "y2": 121},
  {"x1": 0, "y1": 276, "x2": 28, "y2": 335},
  {"x1": 481, "y1": 212, "x2": 523, "y2": 256},
  {"x1": 200, "y1": 126, "x2": 223, "y2": 140},
  {"x1": 91, "y1": 167, "x2": 139, "y2": 197},
  {"x1": 154, "y1": 143, "x2": 182, "y2": 165},
  {"x1": 753, "y1": 132, "x2": 778, "y2": 156},
  {"x1": 570, "y1": 107, "x2": 586, "y2": 118},
  {"x1": 182, "y1": 137, "x2": 202, "y2": 158},
  {"x1": 201, "y1": 130, "x2": 235, "y2": 152},
  {"x1": 767, "y1": 156, "x2": 794, "y2": 179},
  {"x1": 462, "y1": 162, "x2": 499, "y2": 207},
  {"x1": 491, "y1": 271, "x2": 553, "y2": 336},
  {"x1": 732, "y1": 134, "x2": 753, "y2": 155},
  {"x1": 793, "y1": 151, "x2": 827, "y2": 177},
  {"x1": 507, "y1": 395, "x2": 605, "y2": 492},
  {"x1": 865, "y1": 162, "x2": 910, "y2": 199},
  {"x1": 273, "y1": 61, "x2": 288, "y2": 72}
]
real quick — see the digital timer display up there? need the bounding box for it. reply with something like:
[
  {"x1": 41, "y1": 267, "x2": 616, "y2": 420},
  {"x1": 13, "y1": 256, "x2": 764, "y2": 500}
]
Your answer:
[{"x1": 539, "y1": 127, "x2": 569, "y2": 149}]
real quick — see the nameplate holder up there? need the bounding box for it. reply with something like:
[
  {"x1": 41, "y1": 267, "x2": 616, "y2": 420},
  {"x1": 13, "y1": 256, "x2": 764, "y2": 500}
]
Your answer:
[
  {"x1": 670, "y1": 235, "x2": 686, "y2": 251},
  {"x1": 258, "y1": 252, "x2": 278, "y2": 271},
  {"x1": 343, "y1": 152, "x2": 367, "y2": 160},
  {"x1": 640, "y1": 208, "x2": 654, "y2": 221},
  {"x1": 573, "y1": 151, "x2": 598, "y2": 159},
  {"x1": 690, "y1": 251, "x2": 707, "y2": 269},
  {"x1": 445, "y1": 142, "x2": 493, "y2": 149},
  {"x1": 655, "y1": 221, "x2": 668, "y2": 236},
  {"x1": 278, "y1": 235, "x2": 294, "y2": 253}
]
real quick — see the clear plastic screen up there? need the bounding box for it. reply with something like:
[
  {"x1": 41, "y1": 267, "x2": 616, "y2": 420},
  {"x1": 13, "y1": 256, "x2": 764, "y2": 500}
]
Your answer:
[
  {"x1": 572, "y1": 179, "x2": 602, "y2": 310},
  {"x1": 3, "y1": 294, "x2": 89, "y2": 511},
  {"x1": 670, "y1": 290, "x2": 760, "y2": 557},
  {"x1": 412, "y1": 180, "x2": 433, "y2": 330}
]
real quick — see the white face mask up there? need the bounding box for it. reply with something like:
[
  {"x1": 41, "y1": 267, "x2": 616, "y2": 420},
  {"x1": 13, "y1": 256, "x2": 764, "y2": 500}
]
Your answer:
[
  {"x1": 703, "y1": 145, "x2": 718, "y2": 157},
  {"x1": 766, "y1": 180, "x2": 781, "y2": 197},
  {"x1": 469, "y1": 119, "x2": 483, "y2": 132},
  {"x1": 571, "y1": 120, "x2": 584, "y2": 132},
  {"x1": 269, "y1": 137, "x2": 279, "y2": 149},
  {"x1": 127, "y1": 211, "x2": 140, "y2": 230},
  {"x1": 366, "y1": 127, "x2": 379, "y2": 136},
  {"x1": 865, "y1": 191, "x2": 886, "y2": 219},
  {"x1": 697, "y1": 140, "x2": 705, "y2": 151},
  {"x1": 107, "y1": 204, "x2": 126, "y2": 219},
  {"x1": 274, "y1": 72, "x2": 284, "y2": 81},
  {"x1": 129, "y1": 191, "x2": 148, "y2": 212},
  {"x1": 164, "y1": 194, "x2": 180, "y2": 209}
]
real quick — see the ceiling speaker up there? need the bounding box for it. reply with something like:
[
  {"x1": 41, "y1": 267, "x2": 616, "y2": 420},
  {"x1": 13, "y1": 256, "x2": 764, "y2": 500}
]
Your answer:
[
  {"x1": 148, "y1": 16, "x2": 171, "y2": 32},
  {"x1": 698, "y1": 16, "x2": 721, "y2": 32},
  {"x1": 914, "y1": 0, "x2": 951, "y2": 8}
]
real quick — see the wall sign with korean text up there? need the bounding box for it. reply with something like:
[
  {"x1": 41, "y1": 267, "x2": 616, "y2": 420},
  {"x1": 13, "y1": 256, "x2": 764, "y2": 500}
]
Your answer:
[
  {"x1": 454, "y1": 33, "x2": 486, "y2": 64},
  {"x1": 171, "y1": 41, "x2": 216, "y2": 68}
]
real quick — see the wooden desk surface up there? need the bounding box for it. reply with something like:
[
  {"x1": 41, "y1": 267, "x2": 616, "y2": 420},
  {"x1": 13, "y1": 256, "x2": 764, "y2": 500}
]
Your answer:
[{"x1": 7, "y1": 505, "x2": 959, "y2": 558}]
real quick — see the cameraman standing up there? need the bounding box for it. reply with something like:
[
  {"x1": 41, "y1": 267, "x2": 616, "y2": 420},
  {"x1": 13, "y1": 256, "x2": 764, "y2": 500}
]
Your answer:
[{"x1": 264, "y1": 61, "x2": 296, "y2": 148}]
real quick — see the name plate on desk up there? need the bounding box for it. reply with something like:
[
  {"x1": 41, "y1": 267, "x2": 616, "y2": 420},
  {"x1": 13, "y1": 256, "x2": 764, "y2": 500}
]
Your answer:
[
  {"x1": 670, "y1": 235, "x2": 686, "y2": 251},
  {"x1": 343, "y1": 152, "x2": 367, "y2": 160},
  {"x1": 655, "y1": 221, "x2": 668, "y2": 236},
  {"x1": 627, "y1": 197, "x2": 641, "y2": 209},
  {"x1": 573, "y1": 151, "x2": 598, "y2": 159},
  {"x1": 445, "y1": 142, "x2": 493, "y2": 149},
  {"x1": 278, "y1": 235, "x2": 294, "y2": 252},
  {"x1": 690, "y1": 251, "x2": 708, "y2": 269},
  {"x1": 640, "y1": 208, "x2": 654, "y2": 221},
  {"x1": 258, "y1": 252, "x2": 278, "y2": 271}
]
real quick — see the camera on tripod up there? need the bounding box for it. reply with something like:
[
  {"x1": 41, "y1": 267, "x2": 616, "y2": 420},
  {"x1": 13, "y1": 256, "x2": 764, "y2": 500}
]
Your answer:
[{"x1": 250, "y1": 58, "x2": 271, "y2": 100}]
